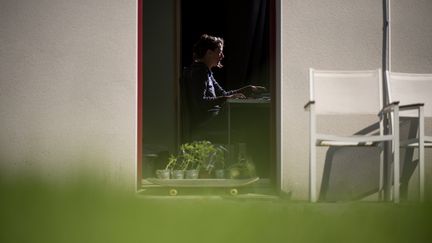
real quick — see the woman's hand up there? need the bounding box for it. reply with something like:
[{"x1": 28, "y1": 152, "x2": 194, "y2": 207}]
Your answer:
[
  {"x1": 226, "y1": 93, "x2": 246, "y2": 99},
  {"x1": 249, "y1": 85, "x2": 267, "y2": 93}
]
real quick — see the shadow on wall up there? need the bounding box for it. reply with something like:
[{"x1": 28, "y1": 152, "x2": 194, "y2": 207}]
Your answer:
[{"x1": 319, "y1": 118, "x2": 419, "y2": 201}]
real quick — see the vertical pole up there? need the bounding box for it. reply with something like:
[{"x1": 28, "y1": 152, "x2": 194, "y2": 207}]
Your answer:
[
  {"x1": 388, "y1": 0, "x2": 392, "y2": 73},
  {"x1": 383, "y1": 0, "x2": 392, "y2": 201}
]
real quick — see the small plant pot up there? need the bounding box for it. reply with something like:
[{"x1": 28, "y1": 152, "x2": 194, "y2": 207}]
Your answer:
[
  {"x1": 156, "y1": 169, "x2": 170, "y2": 179},
  {"x1": 215, "y1": 169, "x2": 225, "y2": 179},
  {"x1": 171, "y1": 170, "x2": 185, "y2": 179},
  {"x1": 185, "y1": 169, "x2": 199, "y2": 179}
]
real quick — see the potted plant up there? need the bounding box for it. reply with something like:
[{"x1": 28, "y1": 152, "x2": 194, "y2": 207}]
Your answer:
[
  {"x1": 157, "y1": 141, "x2": 224, "y2": 179},
  {"x1": 177, "y1": 140, "x2": 225, "y2": 179},
  {"x1": 177, "y1": 143, "x2": 198, "y2": 179},
  {"x1": 156, "y1": 154, "x2": 182, "y2": 179},
  {"x1": 227, "y1": 143, "x2": 256, "y2": 179},
  {"x1": 227, "y1": 159, "x2": 256, "y2": 179}
]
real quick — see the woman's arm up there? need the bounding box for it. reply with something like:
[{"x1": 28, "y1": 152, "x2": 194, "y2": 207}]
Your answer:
[
  {"x1": 189, "y1": 67, "x2": 228, "y2": 109},
  {"x1": 223, "y1": 84, "x2": 267, "y2": 97}
]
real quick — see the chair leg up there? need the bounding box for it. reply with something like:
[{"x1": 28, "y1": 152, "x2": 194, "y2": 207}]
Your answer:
[
  {"x1": 310, "y1": 144, "x2": 316, "y2": 202},
  {"x1": 379, "y1": 147, "x2": 384, "y2": 201},
  {"x1": 393, "y1": 143, "x2": 400, "y2": 203},
  {"x1": 419, "y1": 106, "x2": 425, "y2": 202},
  {"x1": 309, "y1": 106, "x2": 317, "y2": 203},
  {"x1": 393, "y1": 108, "x2": 400, "y2": 203},
  {"x1": 419, "y1": 145, "x2": 425, "y2": 202}
]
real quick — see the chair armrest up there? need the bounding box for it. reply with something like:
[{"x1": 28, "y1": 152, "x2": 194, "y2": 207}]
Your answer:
[
  {"x1": 304, "y1": 101, "x2": 315, "y2": 110},
  {"x1": 378, "y1": 101, "x2": 399, "y2": 117},
  {"x1": 399, "y1": 103, "x2": 424, "y2": 112}
]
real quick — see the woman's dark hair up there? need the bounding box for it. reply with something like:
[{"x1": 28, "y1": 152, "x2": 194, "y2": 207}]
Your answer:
[{"x1": 192, "y1": 34, "x2": 224, "y2": 60}]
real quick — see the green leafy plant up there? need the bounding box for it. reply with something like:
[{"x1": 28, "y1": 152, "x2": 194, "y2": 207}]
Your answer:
[
  {"x1": 227, "y1": 144, "x2": 256, "y2": 179},
  {"x1": 164, "y1": 141, "x2": 227, "y2": 178},
  {"x1": 212, "y1": 145, "x2": 227, "y2": 169},
  {"x1": 164, "y1": 155, "x2": 178, "y2": 170},
  {"x1": 178, "y1": 140, "x2": 217, "y2": 171}
]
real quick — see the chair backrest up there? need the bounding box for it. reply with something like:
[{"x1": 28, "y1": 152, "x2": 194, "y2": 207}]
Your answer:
[
  {"x1": 310, "y1": 68, "x2": 383, "y2": 115},
  {"x1": 386, "y1": 71, "x2": 432, "y2": 117}
]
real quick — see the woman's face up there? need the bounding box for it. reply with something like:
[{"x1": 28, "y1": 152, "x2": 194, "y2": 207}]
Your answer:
[{"x1": 208, "y1": 44, "x2": 224, "y2": 68}]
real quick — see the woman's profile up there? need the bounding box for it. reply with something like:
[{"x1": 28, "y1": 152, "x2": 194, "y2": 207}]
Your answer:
[{"x1": 182, "y1": 34, "x2": 266, "y2": 143}]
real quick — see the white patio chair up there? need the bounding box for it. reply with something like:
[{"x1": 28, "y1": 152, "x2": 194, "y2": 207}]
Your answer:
[
  {"x1": 305, "y1": 68, "x2": 400, "y2": 203},
  {"x1": 386, "y1": 71, "x2": 432, "y2": 202}
]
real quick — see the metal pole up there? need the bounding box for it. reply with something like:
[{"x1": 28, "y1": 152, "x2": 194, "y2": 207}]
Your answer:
[
  {"x1": 383, "y1": 0, "x2": 392, "y2": 201},
  {"x1": 388, "y1": 0, "x2": 392, "y2": 73}
]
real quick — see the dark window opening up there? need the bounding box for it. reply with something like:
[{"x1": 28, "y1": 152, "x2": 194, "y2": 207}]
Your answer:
[{"x1": 179, "y1": 0, "x2": 276, "y2": 183}]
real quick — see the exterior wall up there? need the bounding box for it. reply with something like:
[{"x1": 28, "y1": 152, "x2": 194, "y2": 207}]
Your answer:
[
  {"x1": 0, "y1": 0, "x2": 137, "y2": 186},
  {"x1": 280, "y1": 0, "x2": 432, "y2": 200},
  {"x1": 391, "y1": 0, "x2": 432, "y2": 72}
]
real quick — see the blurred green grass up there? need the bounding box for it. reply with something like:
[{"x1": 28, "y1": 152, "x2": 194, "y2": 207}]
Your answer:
[{"x1": 1, "y1": 175, "x2": 431, "y2": 243}]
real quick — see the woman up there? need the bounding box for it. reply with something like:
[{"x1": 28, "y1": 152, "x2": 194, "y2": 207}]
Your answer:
[{"x1": 183, "y1": 34, "x2": 265, "y2": 143}]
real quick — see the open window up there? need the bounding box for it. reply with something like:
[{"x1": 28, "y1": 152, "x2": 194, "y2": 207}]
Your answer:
[
  {"x1": 178, "y1": 0, "x2": 278, "y2": 185},
  {"x1": 139, "y1": 0, "x2": 279, "y2": 191}
]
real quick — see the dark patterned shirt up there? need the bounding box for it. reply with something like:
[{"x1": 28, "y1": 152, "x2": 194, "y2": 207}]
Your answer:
[{"x1": 184, "y1": 62, "x2": 236, "y2": 128}]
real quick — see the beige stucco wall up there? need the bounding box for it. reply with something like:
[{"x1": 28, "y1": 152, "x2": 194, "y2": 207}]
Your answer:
[
  {"x1": 280, "y1": 0, "x2": 432, "y2": 200},
  {"x1": 0, "y1": 0, "x2": 137, "y2": 186},
  {"x1": 390, "y1": 0, "x2": 432, "y2": 72}
]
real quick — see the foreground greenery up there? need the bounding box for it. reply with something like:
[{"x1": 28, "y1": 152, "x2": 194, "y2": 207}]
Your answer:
[{"x1": 1, "y1": 175, "x2": 431, "y2": 243}]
